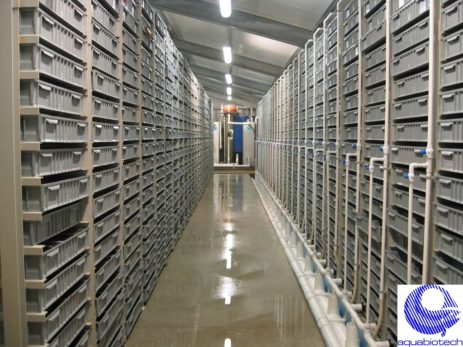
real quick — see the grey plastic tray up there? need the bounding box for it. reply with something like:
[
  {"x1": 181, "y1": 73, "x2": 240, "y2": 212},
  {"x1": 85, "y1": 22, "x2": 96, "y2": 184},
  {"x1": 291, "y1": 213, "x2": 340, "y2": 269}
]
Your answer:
[
  {"x1": 391, "y1": 166, "x2": 426, "y2": 192},
  {"x1": 20, "y1": 44, "x2": 85, "y2": 88},
  {"x1": 439, "y1": 148, "x2": 463, "y2": 174},
  {"x1": 20, "y1": 9, "x2": 85, "y2": 61},
  {"x1": 20, "y1": 80, "x2": 83, "y2": 115},
  {"x1": 123, "y1": 5, "x2": 139, "y2": 35},
  {"x1": 21, "y1": 114, "x2": 87, "y2": 144},
  {"x1": 92, "y1": 122, "x2": 119, "y2": 143},
  {"x1": 343, "y1": 43, "x2": 359, "y2": 66},
  {"x1": 142, "y1": 92, "x2": 155, "y2": 110},
  {"x1": 40, "y1": 0, "x2": 86, "y2": 34},
  {"x1": 122, "y1": 143, "x2": 139, "y2": 161},
  {"x1": 393, "y1": 95, "x2": 428, "y2": 121},
  {"x1": 22, "y1": 148, "x2": 84, "y2": 177},
  {"x1": 362, "y1": 21, "x2": 385, "y2": 51},
  {"x1": 23, "y1": 175, "x2": 88, "y2": 213},
  {"x1": 365, "y1": 124, "x2": 385, "y2": 141},
  {"x1": 364, "y1": 143, "x2": 383, "y2": 158},
  {"x1": 438, "y1": 118, "x2": 463, "y2": 144},
  {"x1": 142, "y1": 78, "x2": 154, "y2": 96},
  {"x1": 392, "y1": 41, "x2": 428, "y2": 77},
  {"x1": 123, "y1": 196, "x2": 141, "y2": 220},
  {"x1": 92, "y1": 19, "x2": 118, "y2": 57},
  {"x1": 98, "y1": 306, "x2": 123, "y2": 347},
  {"x1": 365, "y1": 85, "x2": 386, "y2": 105},
  {"x1": 391, "y1": 187, "x2": 426, "y2": 216},
  {"x1": 344, "y1": 27, "x2": 359, "y2": 51},
  {"x1": 92, "y1": 70, "x2": 121, "y2": 98},
  {"x1": 442, "y1": 28, "x2": 463, "y2": 61},
  {"x1": 365, "y1": 104, "x2": 385, "y2": 123},
  {"x1": 365, "y1": 64, "x2": 386, "y2": 88},
  {"x1": 123, "y1": 28, "x2": 137, "y2": 53},
  {"x1": 25, "y1": 227, "x2": 87, "y2": 280},
  {"x1": 125, "y1": 230, "x2": 142, "y2": 261},
  {"x1": 26, "y1": 254, "x2": 87, "y2": 312},
  {"x1": 392, "y1": 17, "x2": 429, "y2": 56},
  {"x1": 141, "y1": 61, "x2": 154, "y2": 81},
  {"x1": 343, "y1": 109, "x2": 358, "y2": 126},
  {"x1": 48, "y1": 304, "x2": 88, "y2": 347},
  {"x1": 123, "y1": 124, "x2": 140, "y2": 142},
  {"x1": 123, "y1": 47, "x2": 138, "y2": 71},
  {"x1": 344, "y1": 11, "x2": 358, "y2": 36},
  {"x1": 434, "y1": 256, "x2": 463, "y2": 284},
  {"x1": 440, "y1": 88, "x2": 463, "y2": 115},
  {"x1": 92, "y1": 145, "x2": 118, "y2": 168},
  {"x1": 390, "y1": 145, "x2": 426, "y2": 165},
  {"x1": 23, "y1": 202, "x2": 83, "y2": 246},
  {"x1": 94, "y1": 228, "x2": 119, "y2": 266},
  {"x1": 142, "y1": 110, "x2": 156, "y2": 126},
  {"x1": 97, "y1": 291, "x2": 124, "y2": 341},
  {"x1": 393, "y1": 121, "x2": 428, "y2": 142},
  {"x1": 93, "y1": 189, "x2": 120, "y2": 219},
  {"x1": 92, "y1": 0, "x2": 116, "y2": 32},
  {"x1": 92, "y1": 46, "x2": 118, "y2": 78},
  {"x1": 391, "y1": 0, "x2": 429, "y2": 33},
  {"x1": 436, "y1": 175, "x2": 463, "y2": 204},
  {"x1": 92, "y1": 96, "x2": 119, "y2": 121},
  {"x1": 365, "y1": 44, "x2": 386, "y2": 70},
  {"x1": 95, "y1": 250, "x2": 121, "y2": 291},
  {"x1": 95, "y1": 272, "x2": 123, "y2": 318},
  {"x1": 442, "y1": 0, "x2": 463, "y2": 33},
  {"x1": 441, "y1": 57, "x2": 463, "y2": 89},
  {"x1": 394, "y1": 71, "x2": 429, "y2": 99},
  {"x1": 345, "y1": 60, "x2": 358, "y2": 80},
  {"x1": 344, "y1": 94, "x2": 358, "y2": 110},
  {"x1": 388, "y1": 208, "x2": 424, "y2": 245},
  {"x1": 94, "y1": 209, "x2": 120, "y2": 244},
  {"x1": 122, "y1": 66, "x2": 138, "y2": 88},
  {"x1": 142, "y1": 156, "x2": 154, "y2": 173},
  {"x1": 436, "y1": 227, "x2": 463, "y2": 264},
  {"x1": 435, "y1": 203, "x2": 463, "y2": 235},
  {"x1": 121, "y1": 107, "x2": 136, "y2": 125},
  {"x1": 343, "y1": 76, "x2": 359, "y2": 96}
]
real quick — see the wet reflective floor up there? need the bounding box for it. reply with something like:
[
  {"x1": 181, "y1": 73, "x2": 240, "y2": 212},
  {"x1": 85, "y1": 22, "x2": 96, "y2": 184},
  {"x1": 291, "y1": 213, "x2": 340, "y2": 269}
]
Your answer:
[{"x1": 127, "y1": 174, "x2": 324, "y2": 347}]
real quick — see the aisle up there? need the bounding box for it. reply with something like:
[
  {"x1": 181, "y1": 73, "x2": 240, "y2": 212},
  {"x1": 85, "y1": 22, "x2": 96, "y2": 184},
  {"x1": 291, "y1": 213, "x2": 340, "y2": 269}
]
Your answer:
[{"x1": 127, "y1": 174, "x2": 324, "y2": 347}]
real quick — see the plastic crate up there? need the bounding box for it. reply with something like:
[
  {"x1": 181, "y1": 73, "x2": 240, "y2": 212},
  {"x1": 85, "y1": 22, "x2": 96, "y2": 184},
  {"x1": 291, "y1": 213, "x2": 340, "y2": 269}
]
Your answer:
[
  {"x1": 95, "y1": 250, "x2": 121, "y2": 291},
  {"x1": 442, "y1": 0, "x2": 463, "y2": 33},
  {"x1": 122, "y1": 66, "x2": 138, "y2": 88},
  {"x1": 20, "y1": 80, "x2": 83, "y2": 115},
  {"x1": 95, "y1": 272, "x2": 123, "y2": 318},
  {"x1": 441, "y1": 89, "x2": 463, "y2": 119},
  {"x1": 124, "y1": 213, "x2": 141, "y2": 241},
  {"x1": 26, "y1": 254, "x2": 87, "y2": 312},
  {"x1": 123, "y1": 124, "x2": 140, "y2": 142},
  {"x1": 441, "y1": 57, "x2": 463, "y2": 89},
  {"x1": 343, "y1": 109, "x2": 359, "y2": 126},
  {"x1": 391, "y1": 41, "x2": 428, "y2": 77},
  {"x1": 344, "y1": 27, "x2": 359, "y2": 51},
  {"x1": 394, "y1": 71, "x2": 429, "y2": 99},
  {"x1": 123, "y1": 196, "x2": 141, "y2": 221},
  {"x1": 391, "y1": 0, "x2": 429, "y2": 34},
  {"x1": 439, "y1": 148, "x2": 463, "y2": 174},
  {"x1": 122, "y1": 143, "x2": 139, "y2": 161},
  {"x1": 362, "y1": 20, "x2": 385, "y2": 52},
  {"x1": 124, "y1": 231, "x2": 142, "y2": 261},
  {"x1": 92, "y1": 145, "x2": 118, "y2": 168},
  {"x1": 344, "y1": 93, "x2": 359, "y2": 110},
  {"x1": 48, "y1": 305, "x2": 88, "y2": 347},
  {"x1": 365, "y1": 85, "x2": 386, "y2": 105},
  {"x1": 391, "y1": 187, "x2": 426, "y2": 216},
  {"x1": 391, "y1": 166, "x2": 426, "y2": 192},
  {"x1": 94, "y1": 228, "x2": 119, "y2": 266},
  {"x1": 392, "y1": 17, "x2": 429, "y2": 56},
  {"x1": 393, "y1": 95, "x2": 428, "y2": 120},
  {"x1": 364, "y1": 143, "x2": 384, "y2": 158},
  {"x1": 27, "y1": 279, "x2": 88, "y2": 345},
  {"x1": 125, "y1": 246, "x2": 141, "y2": 276},
  {"x1": 23, "y1": 202, "x2": 83, "y2": 246},
  {"x1": 40, "y1": 0, "x2": 86, "y2": 33},
  {"x1": 22, "y1": 175, "x2": 88, "y2": 212},
  {"x1": 122, "y1": 28, "x2": 137, "y2": 53},
  {"x1": 436, "y1": 175, "x2": 463, "y2": 204},
  {"x1": 436, "y1": 227, "x2": 463, "y2": 264},
  {"x1": 365, "y1": 124, "x2": 385, "y2": 141},
  {"x1": 435, "y1": 202, "x2": 463, "y2": 235},
  {"x1": 123, "y1": 7, "x2": 139, "y2": 36},
  {"x1": 21, "y1": 114, "x2": 87, "y2": 144},
  {"x1": 93, "y1": 189, "x2": 120, "y2": 218},
  {"x1": 19, "y1": 9, "x2": 85, "y2": 61},
  {"x1": 94, "y1": 209, "x2": 120, "y2": 244},
  {"x1": 92, "y1": 0, "x2": 116, "y2": 32},
  {"x1": 388, "y1": 208, "x2": 424, "y2": 245},
  {"x1": 123, "y1": 160, "x2": 140, "y2": 181},
  {"x1": 97, "y1": 291, "x2": 124, "y2": 341},
  {"x1": 20, "y1": 44, "x2": 85, "y2": 88},
  {"x1": 92, "y1": 70, "x2": 121, "y2": 98},
  {"x1": 393, "y1": 121, "x2": 428, "y2": 142},
  {"x1": 92, "y1": 122, "x2": 120, "y2": 143},
  {"x1": 442, "y1": 28, "x2": 463, "y2": 62},
  {"x1": 365, "y1": 104, "x2": 386, "y2": 123},
  {"x1": 342, "y1": 43, "x2": 359, "y2": 66},
  {"x1": 433, "y1": 256, "x2": 463, "y2": 284},
  {"x1": 123, "y1": 86, "x2": 139, "y2": 106},
  {"x1": 22, "y1": 148, "x2": 84, "y2": 177},
  {"x1": 123, "y1": 178, "x2": 140, "y2": 201},
  {"x1": 365, "y1": 64, "x2": 386, "y2": 88},
  {"x1": 342, "y1": 75, "x2": 359, "y2": 96},
  {"x1": 123, "y1": 47, "x2": 138, "y2": 71},
  {"x1": 125, "y1": 295, "x2": 142, "y2": 337},
  {"x1": 92, "y1": 96, "x2": 119, "y2": 121},
  {"x1": 365, "y1": 44, "x2": 386, "y2": 71},
  {"x1": 92, "y1": 19, "x2": 118, "y2": 57}
]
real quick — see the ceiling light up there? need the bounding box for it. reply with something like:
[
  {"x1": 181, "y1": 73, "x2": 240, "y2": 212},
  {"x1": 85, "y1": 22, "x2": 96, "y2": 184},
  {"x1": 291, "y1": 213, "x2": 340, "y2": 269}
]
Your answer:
[
  {"x1": 225, "y1": 74, "x2": 232, "y2": 84},
  {"x1": 226, "y1": 87, "x2": 232, "y2": 96},
  {"x1": 223, "y1": 46, "x2": 232, "y2": 64},
  {"x1": 219, "y1": 0, "x2": 232, "y2": 18},
  {"x1": 227, "y1": 96, "x2": 232, "y2": 101}
]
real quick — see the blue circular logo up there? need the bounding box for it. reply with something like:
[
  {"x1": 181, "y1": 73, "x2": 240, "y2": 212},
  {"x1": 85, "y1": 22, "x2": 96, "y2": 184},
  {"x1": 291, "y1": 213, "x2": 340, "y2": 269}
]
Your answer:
[{"x1": 404, "y1": 284, "x2": 460, "y2": 337}]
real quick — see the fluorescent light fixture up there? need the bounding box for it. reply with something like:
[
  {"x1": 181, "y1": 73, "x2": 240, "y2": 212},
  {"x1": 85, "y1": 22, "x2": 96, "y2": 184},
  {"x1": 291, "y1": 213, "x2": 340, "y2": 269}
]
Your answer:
[
  {"x1": 227, "y1": 96, "x2": 232, "y2": 101},
  {"x1": 223, "y1": 46, "x2": 232, "y2": 64},
  {"x1": 226, "y1": 87, "x2": 232, "y2": 96},
  {"x1": 219, "y1": 0, "x2": 232, "y2": 18},
  {"x1": 224, "y1": 338, "x2": 232, "y2": 347},
  {"x1": 225, "y1": 74, "x2": 232, "y2": 84}
]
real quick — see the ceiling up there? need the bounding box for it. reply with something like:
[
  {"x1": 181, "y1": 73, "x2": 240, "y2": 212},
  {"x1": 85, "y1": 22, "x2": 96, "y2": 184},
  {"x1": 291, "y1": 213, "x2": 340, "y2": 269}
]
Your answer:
[{"x1": 149, "y1": 0, "x2": 336, "y2": 107}]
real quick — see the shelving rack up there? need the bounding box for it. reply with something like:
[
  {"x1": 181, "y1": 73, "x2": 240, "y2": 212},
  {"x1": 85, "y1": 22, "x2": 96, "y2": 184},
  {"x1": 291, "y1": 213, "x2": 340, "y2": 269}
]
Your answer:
[
  {"x1": 256, "y1": 0, "x2": 463, "y2": 344},
  {"x1": 0, "y1": 0, "x2": 213, "y2": 345}
]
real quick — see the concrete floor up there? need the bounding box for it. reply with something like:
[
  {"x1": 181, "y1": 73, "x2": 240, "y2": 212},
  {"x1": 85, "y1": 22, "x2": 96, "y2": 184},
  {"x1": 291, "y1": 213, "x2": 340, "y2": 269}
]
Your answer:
[{"x1": 127, "y1": 174, "x2": 324, "y2": 347}]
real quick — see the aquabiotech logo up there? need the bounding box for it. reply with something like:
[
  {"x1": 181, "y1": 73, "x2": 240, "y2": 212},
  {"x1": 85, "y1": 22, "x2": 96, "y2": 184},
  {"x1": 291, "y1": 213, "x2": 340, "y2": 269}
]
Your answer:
[{"x1": 398, "y1": 285, "x2": 463, "y2": 346}]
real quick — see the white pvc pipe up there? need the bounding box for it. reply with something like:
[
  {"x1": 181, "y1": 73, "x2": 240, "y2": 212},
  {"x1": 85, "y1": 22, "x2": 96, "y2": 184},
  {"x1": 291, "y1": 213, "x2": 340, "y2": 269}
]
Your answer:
[
  {"x1": 407, "y1": 162, "x2": 428, "y2": 283},
  {"x1": 344, "y1": 153, "x2": 357, "y2": 291},
  {"x1": 366, "y1": 157, "x2": 384, "y2": 323}
]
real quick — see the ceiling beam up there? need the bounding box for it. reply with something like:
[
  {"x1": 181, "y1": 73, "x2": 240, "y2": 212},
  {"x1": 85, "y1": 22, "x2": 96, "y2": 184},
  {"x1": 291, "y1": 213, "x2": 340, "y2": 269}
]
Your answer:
[
  {"x1": 189, "y1": 65, "x2": 271, "y2": 92},
  {"x1": 174, "y1": 39, "x2": 282, "y2": 77},
  {"x1": 200, "y1": 80, "x2": 262, "y2": 102},
  {"x1": 150, "y1": 0, "x2": 312, "y2": 47},
  {"x1": 208, "y1": 92, "x2": 256, "y2": 108}
]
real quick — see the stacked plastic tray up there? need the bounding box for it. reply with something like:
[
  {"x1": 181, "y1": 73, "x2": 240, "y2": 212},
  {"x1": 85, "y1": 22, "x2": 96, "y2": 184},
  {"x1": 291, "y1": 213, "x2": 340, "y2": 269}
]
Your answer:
[
  {"x1": 358, "y1": 0, "x2": 386, "y2": 326},
  {"x1": 435, "y1": 0, "x2": 463, "y2": 285},
  {"x1": 18, "y1": 0, "x2": 90, "y2": 345}
]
